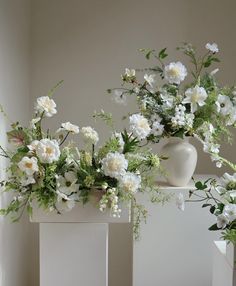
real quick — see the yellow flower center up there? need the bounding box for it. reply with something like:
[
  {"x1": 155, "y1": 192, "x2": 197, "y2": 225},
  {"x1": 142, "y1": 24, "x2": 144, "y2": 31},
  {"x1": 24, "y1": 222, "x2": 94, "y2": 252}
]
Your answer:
[
  {"x1": 169, "y1": 67, "x2": 180, "y2": 77},
  {"x1": 138, "y1": 119, "x2": 149, "y2": 129},
  {"x1": 191, "y1": 92, "x2": 199, "y2": 103},
  {"x1": 25, "y1": 162, "x2": 33, "y2": 169},
  {"x1": 108, "y1": 160, "x2": 121, "y2": 171},
  {"x1": 46, "y1": 147, "x2": 53, "y2": 155}
]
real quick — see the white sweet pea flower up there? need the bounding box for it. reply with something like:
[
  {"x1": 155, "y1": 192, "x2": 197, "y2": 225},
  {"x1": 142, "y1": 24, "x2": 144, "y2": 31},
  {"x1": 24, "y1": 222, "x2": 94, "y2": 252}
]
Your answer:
[
  {"x1": 215, "y1": 94, "x2": 233, "y2": 116},
  {"x1": 36, "y1": 139, "x2": 61, "y2": 164},
  {"x1": 223, "y1": 204, "x2": 236, "y2": 222},
  {"x1": 183, "y1": 86, "x2": 208, "y2": 113},
  {"x1": 18, "y1": 156, "x2": 39, "y2": 176},
  {"x1": 164, "y1": 62, "x2": 187, "y2": 85},
  {"x1": 81, "y1": 126, "x2": 99, "y2": 145},
  {"x1": 176, "y1": 193, "x2": 185, "y2": 211},
  {"x1": 112, "y1": 89, "x2": 127, "y2": 105},
  {"x1": 30, "y1": 117, "x2": 41, "y2": 129},
  {"x1": 129, "y1": 114, "x2": 151, "y2": 140},
  {"x1": 217, "y1": 214, "x2": 229, "y2": 229},
  {"x1": 125, "y1": 68, "x2": 135, "y2": 77},
  {"x1": 144, "y1": 74, "x2": 156, "y2": 87},
  {"x1": 56, "y1": 171, "x2": 79, "y2": 195},
  {"x1": 101, "y1": 152, "x2": 128, "y2": 179},
  {"x1": 119, "y1": 172, "x2": 141, "y2": 194},
  {"x1": 59, "y1": 122, "x2": 80, "y2": 134},
  {"x1": 35, "y1": 96, "x2": 57, "y2": 117},
  {"x1": 205, "y1": 42, "x2": 219, "y2": 53}
]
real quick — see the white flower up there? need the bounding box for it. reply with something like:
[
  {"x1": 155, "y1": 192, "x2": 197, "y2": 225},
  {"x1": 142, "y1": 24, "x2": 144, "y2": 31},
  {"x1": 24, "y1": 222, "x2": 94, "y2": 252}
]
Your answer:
[
  {"x1": 125, "y1": 68, "x2": 135, "y2": 77},
  {"x1": 151, "y1": 121, "x2": 164, "y2": 136},
  {"x1": 129, "y1": 114, "x2": 151, "y2": 140},
  {"x1": 18, "y1": 156, "x2": 39, "y2": 176},
  {"x1": 216, "y1": 94, "x2": 233, "y2": 116},
  {"x1": 226, "y1": 107, "x2": 236, "y2": 126},
  {"x1": 119, "y1": 172, "x2": 141, "y2": 194},
  {"x1": 223, "y1": 204, "x2": 236, "y2": 222},
  {"x1": 30, "y1": 117, "x2": 41, "y2": 129},
  {"x1": 176, "y1": 193, "x2": 185, "y2": 211},
  {"x1": 171, "y1": 105, "x2": 186, "y2": 127},
  {"x1": 56, "y1": 191, "x2": 76, "y2": 213},
  {"x1": 205, "y1": 42, "x2": 219, "y2": 53},
  {"x1": 217, "y1": 214, "x2": 229, "y2": 229},
  {"x1": 101, "y1": 152, "x2": 128, "y2": 179},
  {"x1": 35, "y1": 96, "x2": 57, "y2": 117},
  {"x1": 36, "y1": 139, "x2": 61, "y2": 164},
  {"x1": 203, "y1": 141, "x2": 220, "y2": 154},
  {"x1": 185, "y1": 113, "x2": 195, "y2": 128},
  {"x1": 112, "y1": 89, "x2": 127, "y2": 105},
  {"x1": 160, "y1": 93, "x2": 175, "y2": 109},
  {"x1": 111, "y1": 132, "x2": 125, "y2": 152},
  {"x1": 81, "y1": 126, "x2": 99, "y2": 145},
  {"x1": 219, "y1": 173, "x2": 236, "y2": 191},
  {"x1": 20, "y1": 176, "x2": 36, "y2": 186},
  {"x1": 144, "y1": 74, "x2": 156, "y2": 87},
  {"x1": 183, "y1": 86, "x2": 208, "y2": 113},
  {"x1": 164, "y1": 62, "x2": 187, "y2": 85},
  {"x1": 56, "y1": 171, "x2": 79, "y2": 195},
  {"x1": 59, "y1": 122, "x2": 80, "y2": 134},
  {"x1": 27, "y1": 140, "x2": 39, "y2": 151}
]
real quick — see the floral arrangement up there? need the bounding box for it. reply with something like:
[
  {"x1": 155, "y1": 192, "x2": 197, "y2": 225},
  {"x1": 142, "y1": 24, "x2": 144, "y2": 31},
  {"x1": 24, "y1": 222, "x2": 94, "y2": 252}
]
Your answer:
[
  {"x1": 108, "y1": 42, "x2": 236, "y2": 167},
  {"x1": 0, "y1": 83, "x2": 167, "y2": 239}
]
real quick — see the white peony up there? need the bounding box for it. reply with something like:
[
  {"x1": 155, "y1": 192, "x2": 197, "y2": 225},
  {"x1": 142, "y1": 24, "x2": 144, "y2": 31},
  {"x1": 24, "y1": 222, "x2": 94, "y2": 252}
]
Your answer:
[
  {"x1": 176, "y1": 193, "x2": 185, "y2": 211},
  {"x1": 217, "y1": 214, "x2": 229, "y2": 229},
  {"x1": 144, "y1": 74, "x2": 156, "y2": 87},
  {"x1": 81, "y1": 126, "x2": 99, "y2": 145},
  {"x1": 129, "y1": 114, "x2": 151, "y2": 140},
  {"x1": 112, "y1": 89, "x2": 127, "y2": 105},
  {"x1": 205, "y1": 42, "x2": 219, "y2": 53},
  {"x1": 18, "y1": 156, "x2": 39, "y2": 176},
  {"x1": 164, "y1": 62, "x2": 187, "y2": 85},
  {"x1": 183, "y1": 86, "x2": 208, "y2": 113},
  {"x1": 119, "y1": 172, "x2": 141, "y2": 194},
  {"x1": 216, "y1": 94, "x2": 233, "y2": 116},
  {"x1": 36, "y1": 139, "x2": 61, "y2": 164},
  {"x1": 223, "y1": 204, "x2": 236, "y2": 222},
  {"x1": 59, "y1": 122, "x2": 80, "y2": 134},
  {"x1": 56, "y1": 171, "x2": 79, "y2": 195},
  {"x1": 101, "y1": 152, "x2": 128, "y2": 179},
  {"x1": 35, "y1": 96, "x2": 57, "y2": 117}
]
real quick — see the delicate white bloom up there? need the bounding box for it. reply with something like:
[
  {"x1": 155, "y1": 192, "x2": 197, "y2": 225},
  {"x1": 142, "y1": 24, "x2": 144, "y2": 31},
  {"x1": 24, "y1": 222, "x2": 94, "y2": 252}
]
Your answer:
[
  {"x1": 219, "y1": 173, "x2": 236, "y2": 191},
  {"x1": 151, "y1": 121, "x2": 164, "y2": 136},
  {"x1": 59, "y1": 122, "x2": 80, "y2": 134},
  {"x1": 176, "y1": 193, "x2": 185, "y2": 211},
  {"x1": 216, "y1": 94, "x2": 233, "y2": 116},
  {"x1": 144, "y1": 74, "x2": 156, "y2": 87},
  {"x1": 211, "y1": 154, "x2": 223, "y2": 168},
  {"x1": 133, "y1": 86, "x2": 140, "y2": 94},
  {"x1": 101, "y1": 152, "x2": 128, "y2": 179},
  {"x1": 56, "y1": 191, "x2": 76, "y2": 213},
  {"x1": 111, "y1": 132, "x2": 125, "y2": 152},
  {"x1": 36, "y1": 139, "x2": 61, "y2": 164},
  {"x1": 35, "y1": 96, "x2": 57, "y2": 117},
  {"x1": 129, "y1": 114, "x2": 151, "y2": 140},
  {"x1": 81, "y1": 126, "x2": 99, "y2": 145},
  {"x1": 30, "y1": 117, "x2": 41, "y2": 129},
  {"x1": 27, "y1": 140, "x2": 39, "y2": 151},
  {"x1": 56, "y1": 171, "x2": 79, "y2": 195},
  {"x1": 112, "y1": 89, "x2": 127, "y2": 105},
  {"x1": 226, "y1": 107, "x2": 236, "y2": 126},
  {"x1": 164, "y1": 62, "x2": 187, "y2": 84},
  {"x1": 99, "y1": 188, "x2": 122, "y2": 217},
  {"x1": 21, "y1": 176, "x2": 36, "y2": 186},
  {"x1": 160, "y1": 93, "x2": 175, "y2": 109},
  {"x1": 125, "y1": 68, "x2": 135, "y2": 77},
  {"x1": 185, "y1": 113, "x2": 195, "y2": 128},
  {"x1": 183, "y1": 86, "x2": 208, "y2": 113},
  {"x1": 223, "y1": 204, "x2": 236, "y2": 222},
  {"x1": 119, "y1": 172, "x2": 141, "y2": 194},
  {"x1": 18, "y1": 156, "x2": 39, "y2": 176},
  {"x1": 205, "y1": 42, "x2": 219, "y2": 53},
  {"x1": 210, "y1": 68, "x2": 219, "y2": 76},
  {"x1": 217, "y1": 214, "x2": 229, "y2": 229},
  {"x1": 171, "y1": 105, "x2": 186, "y2": 127},
  {"x1": 203, "y1": 141, "x2": 220, "y2": 154}
]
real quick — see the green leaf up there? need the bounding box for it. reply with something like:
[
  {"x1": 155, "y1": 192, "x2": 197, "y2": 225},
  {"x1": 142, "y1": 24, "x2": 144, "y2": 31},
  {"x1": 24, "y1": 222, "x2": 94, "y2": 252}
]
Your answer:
[
  {"x1": 195, "y1": 181, "x2": 207, "y2": 190},
  {"x1": 208, "y1": 223, "x2": 220, "y2": 231},
  {"x1": 202, "y1": 203, "x2": 211, "y2": 208},
  {"x1": 7, "y1": 130, "x2": 29, "y2": 146},
  {"x1": 210, "y1": 205, "x2": 216, "y2": 214},
  {"x1": 158, "y1": 48, "x2": 168, "y2": 59}
]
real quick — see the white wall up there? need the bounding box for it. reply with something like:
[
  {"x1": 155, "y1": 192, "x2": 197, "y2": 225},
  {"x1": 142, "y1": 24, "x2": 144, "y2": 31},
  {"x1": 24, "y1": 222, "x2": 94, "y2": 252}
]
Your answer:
[{"x1": 0, "y1": 1, "x2": 32, "y2": 286}]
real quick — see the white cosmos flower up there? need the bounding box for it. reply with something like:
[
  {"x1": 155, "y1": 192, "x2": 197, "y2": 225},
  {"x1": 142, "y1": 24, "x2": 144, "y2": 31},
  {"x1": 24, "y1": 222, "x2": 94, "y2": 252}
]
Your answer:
[
  {"x1": 112, "y1": 89, "x2": 127, "y2": 105},
  {"x1": 81, "y1": 126, "x2": 99, "y2": 145},
  {"x1": 219, "y1": 173, "x2": 236, "y2": 191},
  {"x1": 18, "y1": 156, "x2": 39, "y2": 176},
  {"x1": 125, "y1": 68, "x2": 135, "y2": 77},
  {"x1": 129, "y1": 114, "x2": 151, "y2": 140},
  {"x1": 144, "y1": 74, "x2": 156, "y2": 87},
  {"x1": 59, "y1": 122, "x2": 80, "y2": 134},
  {"x1": 217, "y1": 214, "x2": 229, "y2": 229},
  {"x1": 119, "y1": 172, "x2": 141, "y2": 194},
  {"x1": 35, "y1": 96, "x2": 57, "y2": 117},
  {"x1": 101, "y1": 152, "x2": 128, "y2": 179},
  {"x1": 36, "y1": 139, "x2": 61, "y2": 164},
  {"x1": 223, "y1": 204, "x2": 236, "y2": 222},
  {"x1": 205, "y1": 42, "x2": 219, "y2": 53},
  {"x1": 56, "y1": 171, "x2": 79, "y2": 195},
  {"x1": 56, "y1": 191, "x2": 76, "y2": 213},
  {"x1": 183, "y1": 86, "x2": 208, "y2": 113},
  {"x1": 27, "y1": 140, "x2": 39, "y2": 151},
  {"x1": 164, "y1": 62, "x2": 187, "y2": 85},
  {"x1": 216, "y1": 94, "x2": 233, "y2": 116},
  {"x1": 176, "y1": 193, "x2": 185, "y2": 211}
]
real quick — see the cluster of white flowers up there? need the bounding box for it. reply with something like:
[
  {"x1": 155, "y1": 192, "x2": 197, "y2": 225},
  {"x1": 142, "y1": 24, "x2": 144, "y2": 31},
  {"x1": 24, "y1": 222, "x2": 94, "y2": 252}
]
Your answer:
[
  {"x1": 99, "y1": 188, "x2": 122, "y2": 218},
  {"x1": 171, "y1": 105, "x2": 186, "y2": 126},
  {"x1": 101, "y1": 152, "x2": 128, "y2": 179},
  {"x1": 183, "y1": 86, "x2": 208, "y2": 113},
  {"x1": 129, "y1": 113, "x2": 151, "y2": 140},
  {"x1": 164, "y1": 62, "x2": 187, "y2": 85},
  {"x1": 81, "y1": 126, "x2": 99, "y2": 145},
  {"x1": 35, "y1": 96, "x2": 57, "y2": 117}
]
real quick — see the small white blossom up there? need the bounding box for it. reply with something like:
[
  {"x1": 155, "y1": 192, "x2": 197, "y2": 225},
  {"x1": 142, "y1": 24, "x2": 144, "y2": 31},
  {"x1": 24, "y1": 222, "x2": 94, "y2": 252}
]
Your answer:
[
  {"x1": 223, "y1": 204, "x2": 236, "y2": 222},
  {"x1": 27, "y1": 140, "x2": 39, "y2": 151},
  {"x1": 144, "y1": 74, "x2": 156, "y2": 87},
  {"x1": 183, "y1": 86, "x2": 208, "y2": 113},
  {"x1": 30, "y1": 117, "x2": 41, "y2": 129},
  {"x1": 205, "y1": 42, "x2": 219, "y2": 53},
  {"x1": 217, "y1": 214, "x2": 229, "y2": 229},
  {"x1": 112, "y1": 89, "x2": 127, "y2": 105},
  {"x1": 129, "y1": 114, "x2": 151, "y2": 140},
  {"x1": 101, "y1": 152, "x2": 128, "y2": 179},
  {"x1": 36, "y1": 139, "x2": 61, "y2": 164},
  {"x1": 125, "y1": 68, "x2": 135, "y2": 77},
  {"x1": 176, "y1": 193, "x2": 185, "y2": 211},
  {"x1": 164, "y1": 62, "x2": 187, "y2": 85},
  {"x1": 59, "y1": 122, "x2": 80, "y2": 134},
  {"x1": 151, "y1": 121, "x2": 164, "y2": 136},
  {"x1": 18, "y1": 156, "x2": 39, "y2": 176},
  {"x1": 35, "y1": 96, "x2": 57, "y2": 117},
  {"x1": 216, "y1": 94, "x2": 233, "y2": 116},
  {"x1": 171, "y1": 105, "x2": 186, "y2": 127},
  {"x1": 119, "y1": 172, "x2": 141, "y2": 194},
  {"x1": 81, "y1": 126, "x2": 99, "y2": 145}
]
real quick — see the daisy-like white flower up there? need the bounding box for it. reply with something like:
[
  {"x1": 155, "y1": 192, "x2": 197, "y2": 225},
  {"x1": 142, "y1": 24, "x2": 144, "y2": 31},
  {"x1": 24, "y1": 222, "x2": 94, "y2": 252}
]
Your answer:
[
  {"x1": 164, "y1": 62, "x2": 187, "y2": 85},
  {"x1": 112, "y1": 89, "x2": 127, "y2": 105},
  {"x1": 125, "y1": 68, "x2": 135, "y2": 78},
  {"x1": 56, "y1": 191, "x2": 76, "y2": 213},
  {"x1": 176, "y1": 193, "x2": 185, "y2": 211},
  {"x1": 56, "y1": 171, "x2": 79, "y2": 195},
  {"x1": 144, "y1": 74, "x2": 156, "y2": 87},
  {"x1": 36, "y1": 139, "x2": 61, "y2": 164},
  {"x1": 129, "y1": 113, "x2": 151, "y2": 140},
  {"x1": 81, "y1": 126, "x2": 99, "y2": 145},
  {"x1": 111, "y1": 132, "x2": 125, "y2": 152},
  {"x1": 35, "y1": 96, "x2": 57, "y2": 117},
  {"x1": 223, "y1": 204, "x2": 236, "y2": 222},
  {"x1": 18, "y1": 156, "x2": 39, "y2": 176},
  {"x1": 119, "y1": 172, "x2": 141, "y2": 194},
  {"x1": 59, "y1": 122, "x2": 80, "y2": 134},
  {"x1": 183, "y1": 86, "x2": 208, "y2": 112},
  {"x1": 215, "y1": 94, "x2": 233, "y2": 116},
  {"x1": 205, "y1": 42, "x2": 219, "y2": 53},
  {"x1": 151, "y1": 121, "x2": 164, "y2": 136},
  {"x1": 219, "y1": 173, "x2": 236, "y2": 191},
  {"x1": 101, "y1": 152, "x2": 128, "y2": 179},
  {"x1": 217, "y1": 214, "x2": 229, "y2": 229}
]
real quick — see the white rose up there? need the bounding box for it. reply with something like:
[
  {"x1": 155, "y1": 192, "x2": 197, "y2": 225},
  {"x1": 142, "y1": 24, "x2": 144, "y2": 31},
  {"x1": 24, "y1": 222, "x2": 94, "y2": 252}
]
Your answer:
[
  {"x1": 101, "y1": 152, "x2": 128, "y2": 179},
  {"x1": 18, "y1": 156, "x2": 39, "y2": 176},
  {"x1": 129, "y1": 114, "x2": 151, "y2": 140},
  {"x1": 35, "y1": 96, "x2": 57, "y2": 117},
  {"x1": 164, "y1": 62, "x2": 187, "y2": 85},
  {"x1": 36, "y1": 139, "x2": 61, "y2": 163}
]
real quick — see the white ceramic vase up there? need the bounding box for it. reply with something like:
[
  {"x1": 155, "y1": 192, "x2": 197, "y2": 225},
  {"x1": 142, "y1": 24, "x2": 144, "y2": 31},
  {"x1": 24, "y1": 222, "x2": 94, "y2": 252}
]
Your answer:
[{"x1": 161, "y1": 137, "x2": 197, "y2": 187}]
